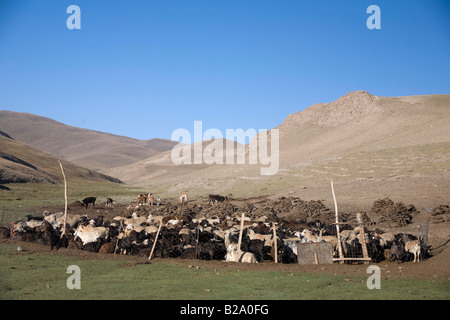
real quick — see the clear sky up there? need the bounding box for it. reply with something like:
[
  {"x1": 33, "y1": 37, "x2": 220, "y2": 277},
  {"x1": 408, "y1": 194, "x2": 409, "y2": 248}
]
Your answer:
[{"x1": 0, "y1": 0, "x2": 449, "y2": 141}]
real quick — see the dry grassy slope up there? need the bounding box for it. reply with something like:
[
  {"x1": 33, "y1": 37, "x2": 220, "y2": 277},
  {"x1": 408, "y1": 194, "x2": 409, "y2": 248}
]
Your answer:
[
  {"x1": 277, "y1": 91, "x2": 450, "y2": 163},
  {"x1": 0, "y1": 111, "x2": 178, "y2": 170},
  {"x1": 103, "y1": 91, "x2": 450, "y2": 211},
  {"x1": 0, "y1": 134, "x2": 121, "y2": 184},
  {"x1": 103, "y1": 139, "x2": 245, "y2": 189}
]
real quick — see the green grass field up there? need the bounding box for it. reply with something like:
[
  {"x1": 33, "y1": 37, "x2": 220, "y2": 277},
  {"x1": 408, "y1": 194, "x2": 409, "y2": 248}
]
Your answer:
[
  {"x1": 0, "y1": 181, "x2": 145, "y2": 223},
  {"x1": 0, "y1": 243, "x2": 448, "y2": 300}
]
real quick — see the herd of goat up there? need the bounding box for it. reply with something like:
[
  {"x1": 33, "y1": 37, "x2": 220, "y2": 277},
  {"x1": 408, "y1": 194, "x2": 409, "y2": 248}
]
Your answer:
[{"x1": 1, "y1": 193, "x2": 429, "y2": 264}]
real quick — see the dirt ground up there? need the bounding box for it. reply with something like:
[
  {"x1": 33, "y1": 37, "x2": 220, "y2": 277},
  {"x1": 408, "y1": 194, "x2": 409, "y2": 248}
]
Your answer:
[{"x1": 3, "y1": 195, "x2": 449, "y2": 281}]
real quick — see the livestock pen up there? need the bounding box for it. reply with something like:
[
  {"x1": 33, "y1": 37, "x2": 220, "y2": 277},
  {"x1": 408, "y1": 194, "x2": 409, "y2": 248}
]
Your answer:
[
  {"x1": 0, "y1": 199, "x2": 434, "y2": 266},
  {"x1": 1, "y1": 194, "x2": 449, "y2": 302}
]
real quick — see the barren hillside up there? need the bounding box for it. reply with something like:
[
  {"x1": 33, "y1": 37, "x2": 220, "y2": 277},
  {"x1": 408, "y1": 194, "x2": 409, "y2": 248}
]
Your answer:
[
  {"x1": 0, "y1": 134, "x2": 121, "y2": 185},
  {"x1": 0, "y1": 111, "x2": 178, "y2": 170}
]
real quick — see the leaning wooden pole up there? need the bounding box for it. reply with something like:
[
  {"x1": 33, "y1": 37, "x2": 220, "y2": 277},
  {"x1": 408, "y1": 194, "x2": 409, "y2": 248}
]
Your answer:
[
  {"x1": 237, "y1": 213, "x2": 245, "y2": 252},
  {"x1": 331, "y1": 180, "x2": 344, "y2": 264},
  {"x1": 58, "y1": 160, "x2": 68, "y2": 238},
  {"x1": 149, "y1": 222, "x2": 163, "y2": 261}
]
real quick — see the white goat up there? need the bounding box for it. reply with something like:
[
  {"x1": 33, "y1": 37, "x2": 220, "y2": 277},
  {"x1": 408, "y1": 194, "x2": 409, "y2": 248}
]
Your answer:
[
  {"x1": 179, "y1": 192, "x2": 188, "y2": 204},
  {"x1": 405, "y1": 240, "x2": 421, "y2": 263},
  {"x1": 74, "y1": 225, "x2": 109, "y2": 245},
  {"x1": 43, "y1": 212, "x2": 83, "y2": 229},
  {"x1": 300, "y1": 229, "x2": 319, "y2": 243},
  {"x1": 247, "y1": 229, "x2": 273, "y2": 246},
  {"x1": 225, "y1": 244, "x2": 258, "y2": 263}
]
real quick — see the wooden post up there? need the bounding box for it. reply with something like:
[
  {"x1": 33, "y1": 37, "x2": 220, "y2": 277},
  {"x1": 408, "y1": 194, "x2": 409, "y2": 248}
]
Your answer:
[
  {"x1": 148, "y1": 222, "x2": 163, "y2": 261},
  {"x1": 314, "y1": 252, "x2": 319, "y2": 265},
  {"x1": 273, "y1": 224, "x2": 278, "y2": 263},
  {"x1": 114, "y1": 219, "x2": 123, "y2": 255},
  {"x1": 238, "y1": 213, "x2": 245, "y2": 251},
  {"x1": 359, "y1": 231, "x2": 369, "y2": 264},
  {"x1": 331, "y1": 180, "x2": 344, "y2": 264},
  {"x1": 357, "y1": 213, "x2": 370, "y2": 263},
  {"x1": 195, "y1": 224, "x2": 200, "y2": 259},
  {"x1": 58, "y1": 160, "x2": 68, "y2": 238}
]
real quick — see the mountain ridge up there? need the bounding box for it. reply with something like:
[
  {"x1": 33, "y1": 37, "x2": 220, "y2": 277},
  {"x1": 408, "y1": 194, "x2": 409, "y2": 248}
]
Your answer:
[
  {"x1": 0, "y1": 134, "x2": 122, "y2": 185},
  {"x1": 0, "y1": 110, "x2": 178, "y2": 170}
]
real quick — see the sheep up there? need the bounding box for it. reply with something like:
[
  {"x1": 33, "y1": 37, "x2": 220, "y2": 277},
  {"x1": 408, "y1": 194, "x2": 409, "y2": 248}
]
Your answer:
[
  {"x1": 179, "y1": 192, "x2": 188, "y2": 204},
  {"x1": 43, "y1": 212, "x2": 83, "y2": 230},
  {"x1": 212, "y1": 228, "x2": 225, "y2": 240},
  {"x1": 223, "y1": 228, "x2": 258, "y2": 263},
  {"x1": 300, "y1": 229, "x2": 319, "y2": 243},
  {"x1": 98, "y1": 242, "x2": 115, "y2": 254},
  {"x1": 25, "y1": 219, "x2": 44, "y2": 229},
  {"x1": 225, "y1": 244, "x2": 258, "y2": 263},
  {"x1": 340, "y1": 229, "x2": 353, "y2": 239},
  {"x1": 282, "y1": 238, "x2": 301, "y2": 263},
  {"x1": 147, "y1": 215, "x2": 164, "y2": 224},
  {"x1": 137, "y1": 194, "x2": 148, "y2": 205},
  {"x1": 373, "y1": 230, "x2": 395, "y2": 248},
  {"x1": 317, "y1": 230, "x2": 339, "y2": 254},
  {"x1": 43, "y1": 212, "x2": 64, "y2": 229},
  {"x1": 145, "y1": 225, "x2": 159, "y2": 234},
  {"x1": 11, "y1": 221, "x2": 26, "y2": 233},
  {"x1": 106, "y1": 197, "x2": 116, "y2": 208},
  {"x1": 389, "y1": 243, "x2": 406, "y2": 262},
  {"x1": 383, "y1": 249, "x2": 391, "y2": 261},
  {"x1": 246, "y1": 228, "x2": 273, "y2": 246},
  {"x1": 74, "y1": 224, "x2": 109, "y2": 245},
  {"x1": 208, "y1": 194, "x2": 227, "y2": 205},
  {"x1": 167, "y1": 218, "x2": 181, "y2": 227},
  {"x1": 124, "y1": 213, "x2": 148, "y2": 227},
  {"x1": 0, "y1": 226, "x2": 10, "y2": 239},
  {"x1": 224, "y1": 228, "x2": 239, "y2": 249},
  {"x1": 145, "y1": 194, "x2": 153, "y2": 206},
  {"x1": 206, "y1": 218, "x2": 221, "y2": 225},
  {"x1": 405, "y1": 240, "x2": 421, "y2": 263},
  {"x1": 124, "y1": 224, "x2": 145, "y2": 236}
]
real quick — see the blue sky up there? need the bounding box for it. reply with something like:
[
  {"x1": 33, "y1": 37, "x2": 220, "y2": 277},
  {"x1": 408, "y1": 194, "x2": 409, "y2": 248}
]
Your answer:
[{"x1": 0, "y1": 0, "x2": 449, "y2": 141}]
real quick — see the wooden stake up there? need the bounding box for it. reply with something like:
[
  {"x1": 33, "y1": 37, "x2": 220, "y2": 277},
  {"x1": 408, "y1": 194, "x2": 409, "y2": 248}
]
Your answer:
[
  {"x1": 314, "y1": 252, "x2": 319, "y2": 265},
  {"x1": 149, "y1": 222, "x2": 163, "y2": 261},
  {"x1": 331, "y1": 180, "x2": 344, "y2": 264},
  {"x1": 356, "y1": 213, "x2": 370, "y2": 264},
  {"x1": 114, "y1": 219, "x2": 123, "y2": 255},
  {"x1": 238, "y1": 213, "x2": 245, "y2": 251},
  {"x1": 195, "y1": 224, "x2": 200, "y2": 259},
  {"x1": 273, "y1": 224, "x2": 278, "y2": 263},
  {"x1": 332, "y1": 257, "x2": 371, "y2": 262},
  {"x1": 58, "y1": 160, "x2": 68, "y2": 238}
]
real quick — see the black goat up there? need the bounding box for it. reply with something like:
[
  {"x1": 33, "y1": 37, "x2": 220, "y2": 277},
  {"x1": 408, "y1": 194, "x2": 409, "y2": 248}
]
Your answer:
[{"x1": 82, "y1": 197, "x2": 96, "y2": 209}]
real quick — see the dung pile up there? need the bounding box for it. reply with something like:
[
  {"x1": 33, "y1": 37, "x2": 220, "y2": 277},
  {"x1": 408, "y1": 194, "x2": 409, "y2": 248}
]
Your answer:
[
  {"x1": 369, "y1": 198, "x2": 418, "y2": 228},
  {"x1": 430, "y1": 205, "x2": 450, "y2": 224},
  {"x1": 280, "y1": 197, "x2": 333, "y2": 223}
]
